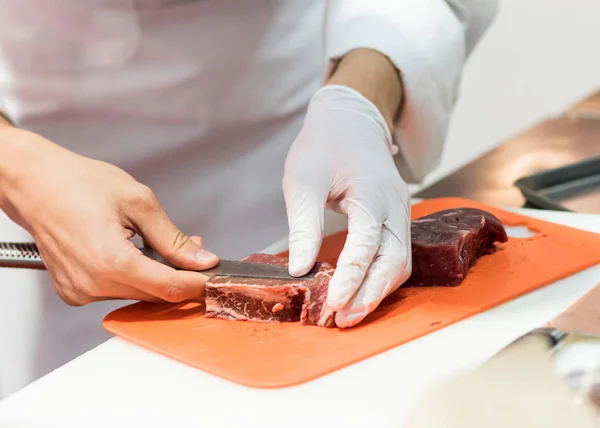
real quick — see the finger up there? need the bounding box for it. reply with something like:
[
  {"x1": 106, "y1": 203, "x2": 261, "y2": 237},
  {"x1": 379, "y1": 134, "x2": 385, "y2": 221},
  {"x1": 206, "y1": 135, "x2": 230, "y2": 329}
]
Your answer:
[
  {"x1": 35, "y1": 240, "x2": 93, "y2": 306},
  {"x1": 189, "y1": 235, "x2": 203, "y2": 246},
  {"x1": 142, "y1": 235, "x2": 201, "y2": 249},
  {"x1": 327, "y1": 201, "x2": 381, "y2": 311},
  {"x1": 284, "y1": 182, "x2": 326, "y2": 277},
  {"x1": 126, "y1": 186, "x2": 218, "y2": 270},
  {"x1": 113, "y1": 248, "x2": 209, "y2": 303},
  {"x1": 42, "y1": 243, "x2": 167, "y2": 305},
  {"x1": 91, "y1": 281, "x2": 166, "y2": 303},
  {"x1": 335, "y1": 226, "x2": 410, "y2": 328}
]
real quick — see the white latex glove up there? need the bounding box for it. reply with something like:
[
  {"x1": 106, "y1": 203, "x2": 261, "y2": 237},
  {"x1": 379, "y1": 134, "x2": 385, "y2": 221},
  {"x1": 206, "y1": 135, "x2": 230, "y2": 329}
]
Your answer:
[{"x1": 283, "y1": 84, "x2": 412, "y2": 328}]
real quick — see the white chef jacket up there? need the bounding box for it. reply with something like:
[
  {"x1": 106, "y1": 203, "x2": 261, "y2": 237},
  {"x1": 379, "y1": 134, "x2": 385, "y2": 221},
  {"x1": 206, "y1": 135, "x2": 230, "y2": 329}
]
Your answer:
[{"x1": 0, "y1": 0, "x2": 497, "y2": 397}]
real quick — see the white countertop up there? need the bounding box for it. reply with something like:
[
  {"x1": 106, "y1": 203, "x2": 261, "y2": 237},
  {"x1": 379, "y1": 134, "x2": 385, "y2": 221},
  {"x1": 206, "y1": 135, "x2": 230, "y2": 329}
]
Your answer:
[{"x1": 0, "y1": 207, "x2": 599, "y2": 428}]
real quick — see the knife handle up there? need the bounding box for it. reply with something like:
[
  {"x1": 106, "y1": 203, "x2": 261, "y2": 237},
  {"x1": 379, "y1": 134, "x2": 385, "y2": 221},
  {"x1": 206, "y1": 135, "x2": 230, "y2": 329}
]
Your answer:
[
  {"x1": 0, "y1": 242, "x2": 160, "y2": 271},
  {"x1": 0, "y1": 241, "x2": 155, "y2": 271},
  {"x1": 0, "y1": 242, "x2": 46, "y2": 269}
]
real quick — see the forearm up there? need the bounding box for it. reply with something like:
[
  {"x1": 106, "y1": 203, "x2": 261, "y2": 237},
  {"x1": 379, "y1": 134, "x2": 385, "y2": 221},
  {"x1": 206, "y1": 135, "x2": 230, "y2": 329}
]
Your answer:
[
  {"x1": 0, "y1": 107, "x2": 15, "y2": 207},
  {"x1": 0, "y1": 125, "x2": 44, "y2": 212},
  {"x1": 0, "y1": 123, "x2": 80, "y2": 218},
  {"x1": 0, "y1": 124, "x2": 20, "y2": 209},
  {"x1": 326, "y1": 48, "x2": 403, "y2": 132}
]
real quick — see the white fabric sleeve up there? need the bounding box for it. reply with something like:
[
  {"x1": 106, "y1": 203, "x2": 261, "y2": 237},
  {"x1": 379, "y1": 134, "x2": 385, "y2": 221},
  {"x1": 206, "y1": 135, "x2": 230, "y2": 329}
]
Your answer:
[{"x1": 324, "y1": 0, "x2": 498, "y2": 182}]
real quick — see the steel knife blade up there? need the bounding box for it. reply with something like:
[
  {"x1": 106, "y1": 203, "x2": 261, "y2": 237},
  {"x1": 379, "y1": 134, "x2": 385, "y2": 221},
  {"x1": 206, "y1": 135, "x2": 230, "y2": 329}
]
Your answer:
[
  {"x1": 0, "y1": 242, "x2": 314, "y2": 281},
  {"x1": 490, "y1": 281, "x2": 600, "y2": 360},
  {"x1": 137, "y1": 247, "x2": 315, "y2": 280},
  {"x1": 199, "y1": 259, "x2": 312, "y2": 280}
]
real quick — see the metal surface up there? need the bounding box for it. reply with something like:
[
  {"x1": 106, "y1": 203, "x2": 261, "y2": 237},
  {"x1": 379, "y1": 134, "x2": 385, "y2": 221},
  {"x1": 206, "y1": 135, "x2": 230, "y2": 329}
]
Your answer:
[
  {"x1": 0, "y1": 242, "x2": 45, "y2": 269},
  {"x1": 492, "y1": 283, "x2": 600, "y2": 359},
  {"x1": 515, "y1": 156, "x2": 600, "y2": 212},
  {"x1": 2, "y1": 242, "x2": 312, "y2": 280},
  {"x1": 201, "y1": 260, "x2": 311, "y2": 280},
  {"x1": 139, "y1": 246, "x2": 312, "y2": 280},
  {"x1": 499, "y1": 327, "x2": 568, "y2": 354},
  {"x1": 415, "y1": 116, "x2": 600, "y2": 211}
]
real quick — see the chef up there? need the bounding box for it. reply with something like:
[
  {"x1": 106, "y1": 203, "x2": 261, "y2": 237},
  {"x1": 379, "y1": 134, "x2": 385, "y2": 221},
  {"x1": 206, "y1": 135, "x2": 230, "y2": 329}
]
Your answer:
[{"x1": 0, "y1": 0, "x2": 496, "y2": 394}]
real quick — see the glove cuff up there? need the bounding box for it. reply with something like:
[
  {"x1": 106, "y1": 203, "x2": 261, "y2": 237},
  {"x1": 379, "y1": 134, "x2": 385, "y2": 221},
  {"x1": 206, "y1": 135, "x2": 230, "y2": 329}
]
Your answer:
[{"x1": 310, "y1": 85, "x2": 399, "y2": 156}]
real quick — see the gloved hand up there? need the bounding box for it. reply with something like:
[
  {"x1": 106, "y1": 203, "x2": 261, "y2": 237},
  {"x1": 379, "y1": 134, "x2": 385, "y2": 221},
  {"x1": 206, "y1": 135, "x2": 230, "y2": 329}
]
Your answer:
[{"x1": 283, "y1": 84, "x2": 412, "y2": 328}]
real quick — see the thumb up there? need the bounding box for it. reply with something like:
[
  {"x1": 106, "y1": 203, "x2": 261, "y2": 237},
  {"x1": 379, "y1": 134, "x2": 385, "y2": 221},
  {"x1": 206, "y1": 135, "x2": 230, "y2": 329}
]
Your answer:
[
  {"x1": 284, "y1": 184, "x2": 325, "y2": 277},
  {"x1": 129, "y1": 190, "x2": 218, "y2": 270}
]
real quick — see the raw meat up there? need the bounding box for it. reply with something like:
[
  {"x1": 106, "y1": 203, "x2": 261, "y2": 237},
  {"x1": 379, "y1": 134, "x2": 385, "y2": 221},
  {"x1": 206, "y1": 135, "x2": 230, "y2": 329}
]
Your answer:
[
  {"x1": 404, "y1": 208, "x2": 508, "y2": 287},
  {"x1": 205, "y1": 207, "x2": 508, "y2": 326},
  {"x1": 205, "y1": 253, "x2": 336, "y2": 327}
]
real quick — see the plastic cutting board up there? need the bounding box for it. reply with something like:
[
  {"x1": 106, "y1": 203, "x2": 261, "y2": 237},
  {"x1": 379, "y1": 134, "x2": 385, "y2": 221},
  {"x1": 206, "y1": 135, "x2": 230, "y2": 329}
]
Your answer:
[{"x1": 102, "y1": 198, "x2": 600, "y2": 388}]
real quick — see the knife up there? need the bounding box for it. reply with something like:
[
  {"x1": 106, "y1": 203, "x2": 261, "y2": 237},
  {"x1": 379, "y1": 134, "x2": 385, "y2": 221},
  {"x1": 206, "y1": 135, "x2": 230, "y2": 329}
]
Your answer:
[
  {"x1": 404, "y1": 284, "x2": 600, "y2": 427},
  {"x1": 0, "y1": 241, "x2": 313, "y2": 281},
  {"x1": 492, "y1": 281, "x2": 600, "y2": 359}
]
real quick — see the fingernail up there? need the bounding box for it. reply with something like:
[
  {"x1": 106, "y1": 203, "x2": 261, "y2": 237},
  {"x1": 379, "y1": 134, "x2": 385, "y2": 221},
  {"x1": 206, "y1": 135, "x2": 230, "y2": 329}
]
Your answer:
[{"x1": 196, "y1": 249, "x2": 217, "y2": 262}]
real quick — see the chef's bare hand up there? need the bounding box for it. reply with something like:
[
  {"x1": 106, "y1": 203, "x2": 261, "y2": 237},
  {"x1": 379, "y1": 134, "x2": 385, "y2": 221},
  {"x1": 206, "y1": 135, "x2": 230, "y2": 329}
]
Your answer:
[
  {"x1": 283, "y1": 81, "x2": 411, "y2": 328},
  {"x1": 0, "y1": 126, "x2": 218, "y2": 305}
]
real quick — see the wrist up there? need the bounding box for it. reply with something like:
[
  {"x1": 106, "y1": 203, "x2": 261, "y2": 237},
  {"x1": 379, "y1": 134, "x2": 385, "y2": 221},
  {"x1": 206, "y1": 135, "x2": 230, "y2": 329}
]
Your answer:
[
  {"x1": 0, "y1": 127, "x2": 49, "y2": 211},
  {"x1": 0, "y1": 127, "x2": 22, "y2": 209},
  {"x1": 325, "y1": 48, "x2": 403, "y2": 132},
  {"x1": 309, "y1": 85, "x2": 398, "y2": 156}
]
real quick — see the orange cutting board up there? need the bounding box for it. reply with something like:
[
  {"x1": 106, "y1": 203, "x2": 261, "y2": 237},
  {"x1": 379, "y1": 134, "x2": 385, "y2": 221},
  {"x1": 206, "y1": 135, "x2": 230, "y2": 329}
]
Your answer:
[{"x1": 102, "y1": 198, "x2": 600, "y2": 388}]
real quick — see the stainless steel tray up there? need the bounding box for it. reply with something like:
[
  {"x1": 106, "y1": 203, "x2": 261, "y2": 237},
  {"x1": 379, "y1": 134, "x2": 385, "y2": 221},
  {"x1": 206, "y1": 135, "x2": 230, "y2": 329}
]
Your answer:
[{"x1": 514, "y1": 155, "x2": 600, "y2": 213}]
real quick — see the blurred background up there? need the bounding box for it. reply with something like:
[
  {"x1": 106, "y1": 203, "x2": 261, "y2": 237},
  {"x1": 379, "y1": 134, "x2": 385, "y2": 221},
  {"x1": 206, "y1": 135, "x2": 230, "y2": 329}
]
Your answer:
[{"x1": 412, "y1": 0, "x2": 600, "y2": 210}]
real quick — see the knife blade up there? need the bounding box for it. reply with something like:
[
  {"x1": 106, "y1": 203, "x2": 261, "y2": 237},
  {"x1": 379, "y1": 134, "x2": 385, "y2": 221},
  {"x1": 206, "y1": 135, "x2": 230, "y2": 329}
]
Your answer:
[
  {"x1": 0, "y1": 242, "x2": 314, "y2": 281},
  {"x1": 482, "y1": 281, "x2": 600, "y2": 413},
  {"x1": 138, "y1": 247, "x2": 313, "y2": 280},
  {"x1": 405, "y1": 333, "x2": 600, "y2": 428},
  {"x1": 492, "y1": 281, "x2": 600, "y2": 359},
  {"x1": 404, "y1": 284, "x2": 600, "y2": 427}
]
